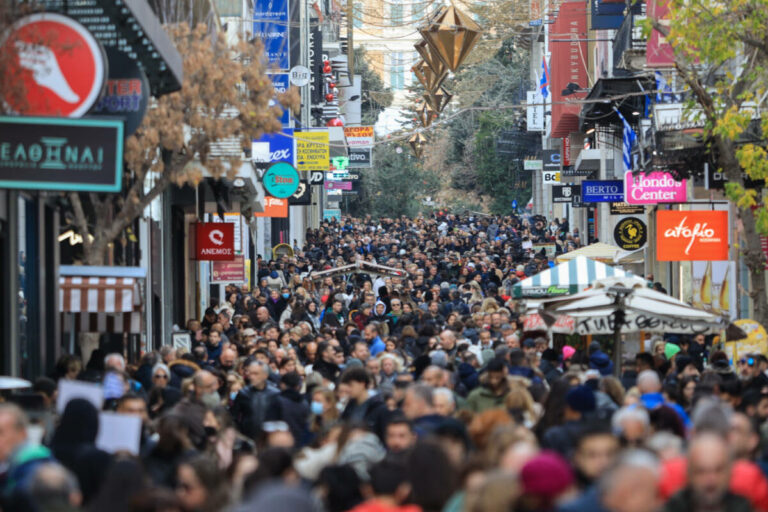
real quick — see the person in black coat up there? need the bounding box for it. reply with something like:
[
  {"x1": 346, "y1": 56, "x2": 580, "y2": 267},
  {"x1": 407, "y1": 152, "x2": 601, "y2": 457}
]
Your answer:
[
  {"x1": 340, "y1": 367, "x2": 390, "y2": 440},
  {"x1": 266, "y1": 372, "x2": 310, "y2": 446}
]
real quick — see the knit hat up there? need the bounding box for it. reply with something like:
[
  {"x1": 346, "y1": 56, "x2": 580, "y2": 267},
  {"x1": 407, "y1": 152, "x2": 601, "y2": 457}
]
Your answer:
[
  {"x1": 270, "y1": 270, "x2": 279, "y2": 279},
  {"x1": 562, "y1": 345, "x2": 576, "y2": 360},
  {"x1": 566, "y1": 385, "x2": 596, "y2": 413},
  {"x1": 521, "y1": 451, "x2": 574, "y2": 501},
  {"x1": 664, "y1": 343, "x2": 681, "y2": 360},
  {"x1": 588, "y1": 341, "x2": 601, "y2": 354}
]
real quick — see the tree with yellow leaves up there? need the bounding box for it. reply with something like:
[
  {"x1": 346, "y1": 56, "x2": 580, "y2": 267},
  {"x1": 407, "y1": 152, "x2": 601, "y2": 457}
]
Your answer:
[
  {"x1": 65, "y1": 23, "x2": 298, "y2": 265},
  {"x1": 649, "y1": 0, "x2": 768, "y2": 323}
]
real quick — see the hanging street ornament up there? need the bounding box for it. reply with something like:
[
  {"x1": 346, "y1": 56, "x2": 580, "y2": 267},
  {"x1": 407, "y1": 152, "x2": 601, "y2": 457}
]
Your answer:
[
  {"x1": 423, "y1": 86, "x2": 453, "y2": 112},
  {"x1": 419, "y1": 6, "x2": 482, "y2": 72},
  {"x1": 412, "y1": 60, "x2": 447, "y2": 92},
  {"x1": 408, "y1": 133, "x2": 427, "y2": 158},
  {"x1": 414, "y1": 39, "x2": 447, "y2": 77},
  {"x1": 418, "y1": 102, "x2": 436, "y2": 127}
]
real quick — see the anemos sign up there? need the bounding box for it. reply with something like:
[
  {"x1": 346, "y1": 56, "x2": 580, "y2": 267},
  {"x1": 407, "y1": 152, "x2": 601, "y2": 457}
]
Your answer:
[
  {"x1": 656, "y1": 210, "x2": 729, "y2": 261},
  {"x1": 196, "y1": 222, "x2": 235, "y2": 261},
  {"x1": 624, "y1": 171, "x2": 686, "y2": 204}
]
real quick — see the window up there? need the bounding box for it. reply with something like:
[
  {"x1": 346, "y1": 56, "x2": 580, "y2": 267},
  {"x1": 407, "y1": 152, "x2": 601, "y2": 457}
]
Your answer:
[
  {"x1": 353, "y1": 2, "x2": 363, "y2": 28},
  {"x1": 390, "y1": 1, "x2": 403, "y2": 24},
  {"x1": 389, "y1": 52, "x2": 405, "y2": 89},
  {"x1": 411, "y1": 1, "x2": 424, "y2": 22}
]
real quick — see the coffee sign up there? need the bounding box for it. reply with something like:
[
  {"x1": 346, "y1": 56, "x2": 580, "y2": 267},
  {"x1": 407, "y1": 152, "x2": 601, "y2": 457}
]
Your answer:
[
  {"x1": 656, "y1": 210, "x2": 729, "y2": 261},
  {"x1": 624, "y1": 171, "x2": 686, "y2": 204},
  {"x1": 0, "y1": 116, "x2": 123, "y2": 192},
  {"x1": 614, "y1": 217, "x2": 647, "y2": 250}
]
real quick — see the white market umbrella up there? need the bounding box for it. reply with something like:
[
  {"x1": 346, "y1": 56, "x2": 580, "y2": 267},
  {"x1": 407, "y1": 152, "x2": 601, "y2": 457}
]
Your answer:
[
  {"x1": 539, "y1": 276, "x2": 726, "y2": 375},
  {"x1": 0, "y1": 376, "x2": 32, "y2": 390}
]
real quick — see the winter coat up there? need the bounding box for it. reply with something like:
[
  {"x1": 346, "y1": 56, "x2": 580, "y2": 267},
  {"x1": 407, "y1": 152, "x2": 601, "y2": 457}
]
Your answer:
[
  {"x1": 231, "y1": 384, "x2": 280, "y2": 439},
  {"x1": 341, "y1": 394, "x2": 391, "y2": 440},
  {"x1": 267, "y1": 389, "x2": 310, "y2": 446},
  {"x1": 588, "y1": 349, "x2": 614, "y2": 376},
  {"x1": 465, "y1": 385, "x2": 507, "y2": 413}
]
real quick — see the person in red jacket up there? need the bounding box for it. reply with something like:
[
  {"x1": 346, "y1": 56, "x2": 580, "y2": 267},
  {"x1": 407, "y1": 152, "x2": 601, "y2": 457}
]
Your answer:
[{"x1": 348, "y1": 457, "x2": 421, "y2": 512}]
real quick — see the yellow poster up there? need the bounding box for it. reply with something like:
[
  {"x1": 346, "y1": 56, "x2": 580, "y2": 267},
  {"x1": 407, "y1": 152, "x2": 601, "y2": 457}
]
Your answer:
[
  {"x1": 296, "y1": 130, "x2": 330, "y2": 171},
  {"x1": 691, "y1": 261, "x2": 735, "y2": 319},
  {"x1": 725, "y1": 319, "x2": 768, "y2": 360}
]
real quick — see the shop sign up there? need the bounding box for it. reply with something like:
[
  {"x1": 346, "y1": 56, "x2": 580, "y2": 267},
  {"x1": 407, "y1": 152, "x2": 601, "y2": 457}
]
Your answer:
[
  {"x1": 613, "y1": 216, "x2": 647, "y2": 250},
  {"x1": 323, "y1": 208, "x2": 341, "y2": 221},
  {"x1": 624, "y1": 171, "x2": 686, "y2": 204},
  {"x1": 296, "y1": 130, "x2": 329, "y2": 171},
  {"x1": 542, "y1": 170, "x2": 560, "y2": 185},
  {"x1": 542, "y1": 150, "x2": 561, "y2": 171},
  {"x1": 90, "y1": 48, "x2": 149, "y2": 135},
  {"x1": 656, "y1": 210, "x2": 729, "y2": 261},
  {"x1": 268, "y1": 73, "x2": 291, "y2": 126},
  {"x1": 524, "y1": 159, "x2": 543, "y2": 171},
  {"x1": 288, "y1": 180, "x2": 311, "y2": 205},
  {"x1": 254, "y1": 196, "x2": 289, "y2": 218},
  {"x1": 349, "y1": 147, "x2": 372, "y2": 168},
  {"x1": 526, "y1": 91, "x2": 544, "y2": 131},
  {"x1": 0, "y1": 116, "x2": 123, "y2": 192},
  {"x1": 552, "y1": 184, "x2": 576, "y2": 203},
  {"x1": 343, "y1": 126, "x2": 374, "y2": 146},
  {"x1": 610, "y1": 202, "x2": 644, "y2": 215},
  {"x1": 308, "y1": 170, "x2": 324, "y2": 184},
  {"x1": 196, "y1": 222, "x2": 235, "y2": 261},
  {"x1": 581, "y1": 179, "x2": 624, "y2": 203},
  {"x1": 1, "y1": 13, "x2": 106, "y2": 118},
  {"x1": 251, "y1": 128, "x2": 295, "y2": 175},
  {"x1": 211, "y1": 255, "x2": 246, "y2": 283},
  {"x1": 325, "y1": 180, "x2": 352, "y2": 191},
  {"x1": 263, "y1": 162, "x2": 299, "y2": 198}
]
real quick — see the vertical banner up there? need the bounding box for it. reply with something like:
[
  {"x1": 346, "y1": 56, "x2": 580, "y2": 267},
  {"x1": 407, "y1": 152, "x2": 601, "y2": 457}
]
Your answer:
[
  {"x1": 268, "y1": 73, "x2": 291, "y2": 126},
  {"x1": 691, "y1": 261, "x2": 737, "y2": 320},
  {"x1": 309, "y1": 22, "x2": 323, "y2": 105},
  {"x1": 253, "y1": 0, "x2": 290, "y2": 70},
  {"x1": 526, "y1": 91, "x2": 544, "y2": 131}
]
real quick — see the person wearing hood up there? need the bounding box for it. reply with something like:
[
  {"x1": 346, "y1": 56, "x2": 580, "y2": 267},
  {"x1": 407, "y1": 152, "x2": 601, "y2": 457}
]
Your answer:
[
  {"x1": 370, "y1": 301, "x2": 389, "y2": 325},
  {"x1": 50, "y1": 398, "x2": 113, "y2": 505},
  {"x1": 588, "y1": 341, "x2": 614, "y2": 377},
  {"x1": 539, "y1": 349, "x2": 564, "y2": 384}
]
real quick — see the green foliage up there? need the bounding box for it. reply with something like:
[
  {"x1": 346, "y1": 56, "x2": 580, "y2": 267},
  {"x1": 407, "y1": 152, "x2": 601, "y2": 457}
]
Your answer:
[{"x1": 346, "y1": 144, "x2": 438, "y2": 218}]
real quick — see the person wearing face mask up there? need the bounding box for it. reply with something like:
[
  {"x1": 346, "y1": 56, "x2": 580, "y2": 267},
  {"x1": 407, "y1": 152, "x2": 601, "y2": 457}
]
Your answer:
[{"x1": 309, "y1": 387, "x2": 340, "y2": 435}]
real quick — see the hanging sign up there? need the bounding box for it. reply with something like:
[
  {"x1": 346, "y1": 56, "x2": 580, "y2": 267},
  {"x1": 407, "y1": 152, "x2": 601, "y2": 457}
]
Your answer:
[
  {"x1": 196, "y1": 222, "x2": 235, "y2": 261},
  {"x1": 610, "y1": 202, "x2": 644, "y2": 215},
  {"x1": 90, "y1": 48, "x2": 150, "y2": 135},
  {"x1": 1, "y1": 13, "x2": 107, "y2": 118},
  {"x1": 656, "y1": 210, "x2": 729, "y2": 261},
  {"x1": 613, "y1": 216, "x2": 647, "y2": 250},
  {"x1": 254, "y1": 196, "x2": 289, "y2": 218},
  {"x1": 581, "y1": 180, "x2": 624, "y2": 203},
  {"x1": 296, "y1": 130, "x2": 329, "y2": 171},
  {"x1": 624, "y1": 171, "x2": 686, "y2": 204},
  {"x1": 552, "y1": 184, "x2": 576, "y2": 203},
  {"x1": 253, "y1": 0, "x2": 290, "y2": 69},
  {"x1": 542, "y1": 170, "x2": 560, "y2": 185},
  {"x1": 288, "y1": 180, "x2": 311, "y2": 205},
  {"x1": 262, "y1": 162, "x2": 300, "y2": 198}
]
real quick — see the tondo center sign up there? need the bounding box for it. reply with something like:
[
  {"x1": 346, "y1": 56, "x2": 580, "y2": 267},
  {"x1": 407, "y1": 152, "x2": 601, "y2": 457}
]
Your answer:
[
  {"x1": 624, "y1": 171, "x2": 686, "y2": 205},
  {"x1": 656, "y1": 210, "x2": 728, "y2": 261}
]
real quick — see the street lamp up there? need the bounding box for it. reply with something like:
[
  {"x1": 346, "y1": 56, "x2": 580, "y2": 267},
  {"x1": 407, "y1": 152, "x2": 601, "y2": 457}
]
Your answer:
[{"x1": 607, "y1": 285, "x2": 633, "y2": 377}]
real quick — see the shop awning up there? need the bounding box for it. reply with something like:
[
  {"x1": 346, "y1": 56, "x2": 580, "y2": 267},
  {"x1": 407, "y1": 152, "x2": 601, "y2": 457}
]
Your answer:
[
  {"x1": 63, "y1": 312, "x2": 142, "y2": 334},
  {"x1": 579, "y1": 76, "x2": 654, "y2": 132},
  {"x1": 512, "y1": 256, "x2": 635, "y2": 298},
  {"x1": 555, "y1": 242, "x2": 625, "y2": 264},
  {"x1": 59, "y1": 277, "x2": 139, "y2": 313}
]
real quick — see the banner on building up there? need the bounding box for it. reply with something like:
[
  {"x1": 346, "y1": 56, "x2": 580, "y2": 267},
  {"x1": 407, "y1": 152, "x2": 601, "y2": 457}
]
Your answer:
[
  {"x1": 624, "y1": 171, "x2": 686, "y2": 204},
  {"x1": 251, "y1": 128, "x2": 295, "y2": 178},
  {"x1": 323, "y1": 208, "x2": 341, "y2": 221},
  {"x1": 610, "y1": 202, "x2": 645, "y2": 215},
  {"x1": 268, "y1": 73, "x2": 291, "y2": 126},
  {"x1": 526, "y1": 91, "x2": 544, "y2": 131},
  {"x1": 692, "y1": 261, "x2": 737, "y2": 319},
  {"x1": 253, "y1": 0, "x2": 290, "y2": 69},
  {"x1": 613, "y1": 216, "x2": 647, "y2": 250},
  {"x1": 348, "y1": 148, "x2": 372, "y2": 168},
  {"x1": 253, "y1": 197, "x2": 289, "y2": 218},
  {"x1": 288, "y1": 180, "x2": 311, "y2": 205},
  {"x1": 542, "y1": 170, "x2": 561, "y2": 185},
  {"x1": 647, "y1": 0, "x2": 675, "y2": 68},
  {"x1": 656, "y1": 210, "x2": 729, "y2": 261},
  {"x1": 195, "y1": 222, "x2": 235, "y2": 261},
  {"x1": 211, "y1": 255, "x2": 246, "y2": 283},
  {"x1": 552, "y1": 184, "x2": 576, "y2": 202},
  {"x1": 296, "y1": 130, "x2": 329, "y2": 171},
  {"x1": 524, "y1": 159, "x2": 543, "y2": 171},
  {"x1": 542, "y1": 150, "x2": 561, "y2": 171}
]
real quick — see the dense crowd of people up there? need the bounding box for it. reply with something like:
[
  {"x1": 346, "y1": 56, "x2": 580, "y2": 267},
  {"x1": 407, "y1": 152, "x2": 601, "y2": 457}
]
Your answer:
[{"x1": 1, "y1": 212, "x2": 767, "y2": 512}]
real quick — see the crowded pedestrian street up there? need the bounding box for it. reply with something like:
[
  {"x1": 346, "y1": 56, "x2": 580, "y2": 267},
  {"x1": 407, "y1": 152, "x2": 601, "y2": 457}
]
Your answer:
[{"x1": 3, "y1": 0, "x2": 768, "y2": 511}]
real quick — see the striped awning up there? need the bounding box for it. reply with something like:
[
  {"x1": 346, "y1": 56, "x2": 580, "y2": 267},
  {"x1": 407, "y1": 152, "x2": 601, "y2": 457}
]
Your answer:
[
  {"x1": 59, "y1": 277, "x2": 139, "y2": 313},
  {"x1": 63, "y1": 312, "x2": 142, "y2": 334},
  {"x1": 513, "y1": 256, "x2": 631, "y2": 298}
]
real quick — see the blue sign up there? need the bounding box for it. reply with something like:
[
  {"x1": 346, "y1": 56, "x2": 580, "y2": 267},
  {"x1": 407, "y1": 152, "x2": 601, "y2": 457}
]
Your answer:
[
  {"x1": 252, "y1": 128, "x2": 294, "y2": 166},
  {"x1": 323, "y1": 209, "x2": 341, "y2": 221},
  {"x1": 581, "y1": 180, "x2": 625, "y2": 203},
  {"x1": 590, "y1": 0, "x2": 625, "y2": 30},
  {"x1": 253, "y1": 0, "x2": 290, "y2": 70},
  {"x1": 263, "y1": 162, "x2": 300, "y2": 198},
  {"x1": 269, "y1": 73, "x2": 291, "y2": 127},
  {"x1": 511, "y1": 199, "x2": 518, "y2": 209}
]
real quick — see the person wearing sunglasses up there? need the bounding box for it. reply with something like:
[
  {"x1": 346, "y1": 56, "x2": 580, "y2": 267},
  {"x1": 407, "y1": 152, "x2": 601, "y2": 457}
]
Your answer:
[{"x1": 151, "y1": 363, "x2": 171, "y2": 390}]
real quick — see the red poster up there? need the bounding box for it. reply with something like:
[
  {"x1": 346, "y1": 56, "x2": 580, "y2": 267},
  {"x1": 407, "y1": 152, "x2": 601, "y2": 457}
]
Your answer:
[
  {"x1": 656, "y1": 211, "x2": 729, "y2": 261},
  {"x1": 646, "y1": 0, "x2": 675, "y2": 67},
  {"x1": 550, "y1": 0, "x2": 588, "y2": 138},
  {"x1": 195, "y1": 222, "x2": 235, "y2": 261},
  {"x1": 211, "y1": 255, "x2": 246, "y2": 283}
]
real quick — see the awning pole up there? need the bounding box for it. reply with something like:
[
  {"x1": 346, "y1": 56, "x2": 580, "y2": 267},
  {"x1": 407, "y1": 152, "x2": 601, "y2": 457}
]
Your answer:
[{"x1": 69, "y1": 313, "x2": 76, "y2": 354}]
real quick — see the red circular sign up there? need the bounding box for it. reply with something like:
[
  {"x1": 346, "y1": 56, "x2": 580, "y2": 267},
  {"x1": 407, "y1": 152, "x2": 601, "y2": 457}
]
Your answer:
[{"x1": 1, "y1": 13, "x2": 106, "y2": 117}]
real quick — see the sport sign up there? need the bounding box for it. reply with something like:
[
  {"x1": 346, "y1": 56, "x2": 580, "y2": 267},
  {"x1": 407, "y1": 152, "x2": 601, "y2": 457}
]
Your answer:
[
  {"x1": 624, "y1": 171, "x2": 686, "y2": 204},
  {"x1": 1, "y1": 13, "x2": 107, "y2": 118},
  {"x1": 656, "y1": 210, "x2": 729, "y2": 261},
  {"x1": 196, "y1": 222, "x2": 235, "y2": 261}
]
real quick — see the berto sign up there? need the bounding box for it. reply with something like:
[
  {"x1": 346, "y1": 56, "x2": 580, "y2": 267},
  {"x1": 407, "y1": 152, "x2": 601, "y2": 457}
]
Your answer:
[
  {"x1": 624, "y1": 171, "x2": 686, "y2": 205},
  {"x1": 656, "y1": 210, "x2": 729, "y2": 261},
  {"x1": 581, "y1": 180, "x2": 624, "y2": 203},
  {"x1": 0, "y1": 116, "x2": 123, "y2": 192},
  {"x1": 196, "y1": 222, "x2": 235, "y2": 261},
  {"x1": 263, "y1": 162, "x2": 300, "y2": 198}
]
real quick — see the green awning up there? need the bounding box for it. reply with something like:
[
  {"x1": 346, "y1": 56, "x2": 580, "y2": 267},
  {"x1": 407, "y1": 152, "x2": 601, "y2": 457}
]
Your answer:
[{"x1": 512, "y1": 256, "x2": 631, "y2": 298}]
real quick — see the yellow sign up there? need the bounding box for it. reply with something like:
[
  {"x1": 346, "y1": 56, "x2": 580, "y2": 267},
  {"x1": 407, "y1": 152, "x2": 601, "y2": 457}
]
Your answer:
[
  {"x1": 272, "y1": 243, "x2": 294, "y2": 260},
  {"x1": 296, "y1": 130, "x2": 329, "y2": 171},
  {"x1": 244, "y1": 259, "x2": 251, "y2": 291},
  {"x1": 725, "y1": 319, "x2": 768, "y2": 360}
]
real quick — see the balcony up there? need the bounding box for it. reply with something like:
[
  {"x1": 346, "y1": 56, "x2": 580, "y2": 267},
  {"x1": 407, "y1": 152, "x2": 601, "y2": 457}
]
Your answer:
[{"x1": 613, "y1": 12, "x2": 647, "y2": 73}]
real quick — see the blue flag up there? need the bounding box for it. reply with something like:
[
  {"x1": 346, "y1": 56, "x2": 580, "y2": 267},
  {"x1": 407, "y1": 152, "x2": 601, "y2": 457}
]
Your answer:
[
  {"x1": 614, "y1": 108, "x2": 637, "y2": 172},
  {"x1": 540, "y1": 57, "x2": 550, "y2": 99},
  {"x1": 655, "y1": 71, "x2": 676, "y2": 102}
]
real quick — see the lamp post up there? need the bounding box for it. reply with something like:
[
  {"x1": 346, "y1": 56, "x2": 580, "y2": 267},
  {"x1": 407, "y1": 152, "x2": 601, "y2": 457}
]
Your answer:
[{"x1": 608, "y1": 285, "x2": 632, "y2": 378}]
